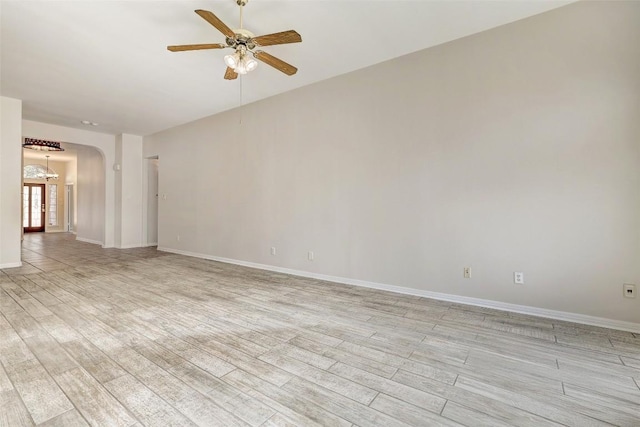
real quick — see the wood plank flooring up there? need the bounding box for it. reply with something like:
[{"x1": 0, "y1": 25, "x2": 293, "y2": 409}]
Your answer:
[{"x1": 1, "y1": 233, "x2": 639, "y2": 426}]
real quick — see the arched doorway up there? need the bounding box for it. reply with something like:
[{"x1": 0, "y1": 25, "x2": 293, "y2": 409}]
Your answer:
[
  {"x1": 21, "y1": 138, "x2": 107, "y2": 252},
  {"x1": 22, "y1": 149, "x2": 76, "y2": 234}
]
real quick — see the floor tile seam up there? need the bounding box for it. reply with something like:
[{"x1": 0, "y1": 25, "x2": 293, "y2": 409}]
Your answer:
[
  {"x1": 465, "y1": 355, "x2": 633, "y2": 392},
  {"x1": 454, "y1": 373, "x2": 634, "y2": 426},
  {"x1": 63, "y1": 312, "x2": 244, "y2": 427},
  {"x1": 256, "y1": 352, "x2": 380, "y2": 405},
  {"x1": 282, "y1": 375, "x2": 441, "y2": 427},
  {"x1": 453, "y1": 377, "x2": 563, "y2": 426},
  {"x1": 0, "y1": 356, "x2": 39, "y2": 426},
  {"x1": 3, "y1": 316, "x2": 85, "y2": 426},
  {"x1": 101, "y1": 370, "x2": 200, "y2": 427},
  {"x1": 281, "y1": 375, "x2": 388, "y2": 419},
  {"x1": 19, "y1": 248, "x2": 76, "y2": 269},
  {"x1": 325, "y1": 359, "x2": 450, "y2": 412},
  {"x1": 555, "y1": 357, "x2": 640, "y2": 379},
  {"x1": 128, "y1": 308, "x2": 269, "y2": 375},
  {"x1": 431, "y1": 317, "x2": 559, "y2": 344},
  {"x1": 443, "y1": 326, "x2": 625, "y2": 363},
  {"x1": 220, "y1": 369, "x2": 345, "y2": 427}
]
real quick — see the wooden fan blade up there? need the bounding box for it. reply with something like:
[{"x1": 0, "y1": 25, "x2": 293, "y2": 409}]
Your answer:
[
  {"x1": 253, "y1": 51, "x2": 298, "y2": 76},
  {"x1": 195, "y1": 9, "x2": 235, "y2": 38},
  {"x1": 224, "y1": 67, "x2": 238, "y2": 80},
  {"x1": 167, "y1": 43, "x2": 226, "y2": 52},
  {"x1": 252, "y1": 30, "x2": 302, "y2": 47}
]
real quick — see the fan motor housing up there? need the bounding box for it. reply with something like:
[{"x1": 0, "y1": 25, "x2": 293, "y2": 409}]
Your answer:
[{"x1": 228, "y1": 29, "x2": 256, "y2": 50}]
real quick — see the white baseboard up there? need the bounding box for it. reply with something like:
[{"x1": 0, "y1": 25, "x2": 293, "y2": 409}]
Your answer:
[
  {"x1": 143, "y1": 242, "x2": 158, "y2": 247},
  {"x1": 75, "y1": 237, "x2": 103, "y2": 246},
  {"x1": 0, "y1": 261, "x2": 22, "y2": 269},
  {"x1": 118, "y1": 243, "x2": 144, "y2": 249},
  {"x1": 157, "y1": 247, "x2": 640, "y2": 334}
]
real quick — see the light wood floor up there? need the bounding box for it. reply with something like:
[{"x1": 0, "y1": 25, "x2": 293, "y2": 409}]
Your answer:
[{"x1": 1, "y1": 233, "x2": 639, "y2": 426}]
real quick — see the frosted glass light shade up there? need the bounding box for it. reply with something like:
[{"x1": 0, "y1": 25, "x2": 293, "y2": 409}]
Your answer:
[
  {"x1": 245, "y1": 57, "x2": 258, "y2": 72},
  {"x1": 224, "y1": 53, "x2": 240, "y2": 68},
  {"x1": 224, "y1": 49, "x2": 257, "y2": 75}
]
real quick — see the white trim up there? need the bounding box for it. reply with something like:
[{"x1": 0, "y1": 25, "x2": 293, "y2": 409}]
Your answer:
[
  {"x1": 118, "y1": 243, "x2": 143, "y2": 249},
  {"x1": 0, "y1": 261, "x2": 22, "y2": 269},
  {"x1": 75, "y1": 237, "x2": 103, "y2": 246},
  {"x1": 157, "y1": 247, "x2": 640, "y2": 334},
  {"x1": 143, "y1": 242, "x2": 158, "y2": 247}
]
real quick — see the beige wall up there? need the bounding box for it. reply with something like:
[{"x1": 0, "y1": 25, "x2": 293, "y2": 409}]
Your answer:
[
  {"x1": 0, "y1": 97, "x2": 23, "y2": 268},
  {"x1": 115, "y1": 134, "x2": 144, "y2": 248},
  {"x1": 76, "y1": 145, "x2": 106, "y2": 244},
  {"x1": 145, "y1": 1, "x2": 640, "y2": 324}
]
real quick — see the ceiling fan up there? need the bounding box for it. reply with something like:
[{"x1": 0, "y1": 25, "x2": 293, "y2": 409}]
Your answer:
[{"x1": 167, "y1": 0, "x2": 301, "y2": 80}]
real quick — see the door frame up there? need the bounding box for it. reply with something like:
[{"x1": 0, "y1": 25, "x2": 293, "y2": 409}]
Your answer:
[
  {"x1": 142, "y1": 156, "x2": 159, "y2": 246},
  {"x1": 65, "y1": 184, "x2": 74, "y2": 232},
  {"x1": 23, "y1": 183, "x2": 46, "y2": 233}
]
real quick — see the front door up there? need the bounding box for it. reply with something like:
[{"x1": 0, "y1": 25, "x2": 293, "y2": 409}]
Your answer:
[{"x1": 23, "y1": 184, "x2": 46, "y2": 232}]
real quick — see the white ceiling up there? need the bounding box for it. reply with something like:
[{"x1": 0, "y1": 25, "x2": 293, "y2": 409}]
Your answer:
[{"x1": 1, "y1": 0, "x2": 573, "y2": 137}]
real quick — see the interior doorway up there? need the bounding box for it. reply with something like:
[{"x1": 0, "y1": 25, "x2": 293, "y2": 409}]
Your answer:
[
  {"x1": 146, "y1": 157, "x2": 159, "y2": 246},
  {"x1": 65, "y1": 184, "x2": 74, "y2": 232},
  {"x1": 23, "y1": 184, "x2": 45, "y2": 232}
]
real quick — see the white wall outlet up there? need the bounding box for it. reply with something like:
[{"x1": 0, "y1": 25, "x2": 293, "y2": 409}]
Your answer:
[
  {"x1": 308, "y1": 251, "x2": 314, "y2": 261},
  {"x1": 176, "y1": 234, "x2": 180, "y2": 241},
  {"x1": 514, "y1": 272, "x2": 524, "y2": 284},
  {"x1": 463, "y1": 267, "x2": 471, "y2": 279},
  {"x1": 623, "y1": 283, "x2": 636, "y2": 298},
  {"x1": 270, "y1": 247, "x2": 276, "y2": 256}
]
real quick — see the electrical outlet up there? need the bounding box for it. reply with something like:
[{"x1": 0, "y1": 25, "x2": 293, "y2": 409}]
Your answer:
[
  {"x1": 463, "y1": 267, "x2": 471, "y2": 279},
  {"x1": 514, "y1": 272, "x2": 524, "y2": 284},
  {"x1": 176, "y1": 234, "x2": 180, "y2": 241},
  {"x1": 308, "y1": 251, "x2": 314, "y2": 261},
  {"x1": 623, "y1": 284, "x2": 636, "y2": 299},
  {"x1": 270, "y1": 247, "x2": 276, "y2": 256}
]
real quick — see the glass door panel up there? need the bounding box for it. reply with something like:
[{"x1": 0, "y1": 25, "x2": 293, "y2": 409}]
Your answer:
[{"x1": 23, "y1": 188, "x2": 30, "y2": 227}]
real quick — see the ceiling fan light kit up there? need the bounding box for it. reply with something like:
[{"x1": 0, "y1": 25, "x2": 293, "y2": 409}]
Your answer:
[
  {"x1": 224, "y1": 45, "x2": 258, "y2": 75},
  {"x1": 168, "y1": 0, "x2": 301, "y2": 80}
]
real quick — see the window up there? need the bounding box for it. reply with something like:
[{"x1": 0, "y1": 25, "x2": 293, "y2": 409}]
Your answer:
[
  {"x1": 49, "y1": 184, "x2": 57, "y2": 226},
  {"x1": 24, "y1": 164, "x2": 58, "y2": 180},
  {"x1": 23, "y1": 164, "x2": 49, "y2": 179}
]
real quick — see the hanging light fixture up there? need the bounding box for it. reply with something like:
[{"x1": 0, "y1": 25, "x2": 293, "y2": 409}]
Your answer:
[
  {"x1": 44, "y1": 155, "x2": 59, "y2": 181},
  {"x1": 224, "y1": 45, "x2": 258, "y2": 75},
  {"x1": 22, "y1": 138, "x2": 65, "y2": 152}
]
